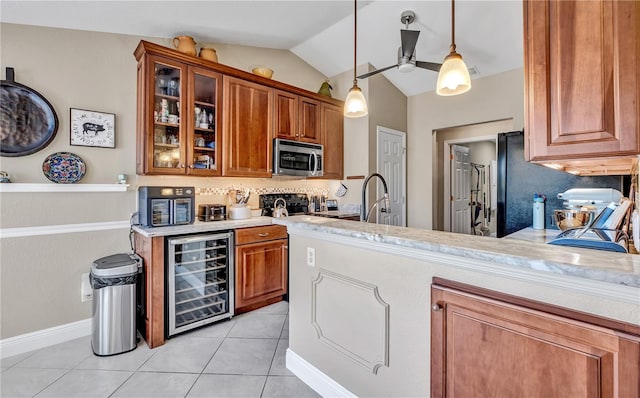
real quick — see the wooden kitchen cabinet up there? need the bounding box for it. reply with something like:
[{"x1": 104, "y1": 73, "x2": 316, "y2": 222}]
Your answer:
[
  {"x1": 274, "y1": 90, "x2": 321, "y2": 144},
  {"x1": 318, "y1": 103, "x2": 344, "y2": 179},
  {"x1": 134, "y1": 40, "x2": 345, "y2": 179},
  {"x1": 523, "y1": 0, "x2": 639, "y2": 173},
  {"x1": 133, "y1": 232, "x2": 166, "y2": 349},
  {"x1": 222, "y1": 76, "x2": 273, "y2": 177},
  {"x1": 235, "y1": 225, "x2": 288, "y2": 313},
  {"x1": 134, "y1": 42, "x2": 222, "y2": 176},
  {"x1": 431, "y1": 280, "x2": 640, "y2": 397}
]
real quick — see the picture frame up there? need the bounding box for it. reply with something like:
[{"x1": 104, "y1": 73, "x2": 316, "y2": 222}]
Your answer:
[{"x1": 69, "y1": 108, "x2": 115, "y2": 148}]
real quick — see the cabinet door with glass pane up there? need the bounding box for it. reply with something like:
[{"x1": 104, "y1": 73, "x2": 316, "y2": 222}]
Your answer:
[
  {"x1": 146, "y1": 56, "x2": 186, "y2": 175},
  {"x1": 186, "y1": 67, "x2": 222, "y2": 176}
]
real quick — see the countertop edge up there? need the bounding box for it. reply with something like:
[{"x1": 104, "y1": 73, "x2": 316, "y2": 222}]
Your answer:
[
  {"x1": 273, "y1": 217, "x2": 640, "y2": 289},
  {"x1": 131, "y1": 217, "x2": 274, "y2": 237}
]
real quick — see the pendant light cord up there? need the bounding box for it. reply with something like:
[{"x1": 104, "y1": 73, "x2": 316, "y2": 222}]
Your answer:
[
  {"x1": 450, "y1": 0, "x2": 456, "y2": 52},
  {"x1": 353, "y1": 0, "x2": 358, "y2": 86}
]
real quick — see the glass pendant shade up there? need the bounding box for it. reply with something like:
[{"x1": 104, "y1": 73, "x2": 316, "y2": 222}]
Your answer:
[
  {"x1": 436, "y1": 51, "x2": 471, "y2": 96},
  {"x1": 344, "y1": 84, "x2": 368, "y2": 118}
]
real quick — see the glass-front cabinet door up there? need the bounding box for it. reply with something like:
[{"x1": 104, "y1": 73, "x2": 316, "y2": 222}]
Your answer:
[
  {"x1": 187, "y1": 67, "x2": 222, "y2": 176},
  {"x1": 150, "y1": 57, "x2": 185, "y2": 174},
  {"x1": 141, "y1": 56, "x2": 221, "y2": 176}
]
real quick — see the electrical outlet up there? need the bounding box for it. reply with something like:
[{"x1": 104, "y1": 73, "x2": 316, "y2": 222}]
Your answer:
[
  {"x1": 307, "y1": 247, "x2": 315, "y2": 267},
  {"x1": 81, "y1": 272, "x2": 92, "y2": 302}
]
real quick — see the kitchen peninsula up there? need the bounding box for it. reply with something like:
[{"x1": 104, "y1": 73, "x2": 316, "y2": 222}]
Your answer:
[{"x1": 274, "y1": 216, "x2": 640, "y2": 397}]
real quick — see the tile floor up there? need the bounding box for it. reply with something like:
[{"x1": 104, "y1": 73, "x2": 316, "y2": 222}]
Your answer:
[{"x1": 1, "y1": 301, "x2": 320, "y2": 398}]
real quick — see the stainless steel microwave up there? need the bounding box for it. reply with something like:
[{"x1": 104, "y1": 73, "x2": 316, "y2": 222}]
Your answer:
[{"x1": 273, "y1": 138, "x2": 323, "y2": 177}]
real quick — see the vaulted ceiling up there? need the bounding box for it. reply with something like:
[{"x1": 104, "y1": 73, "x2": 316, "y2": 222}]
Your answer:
[{"x1": 1, "y1": 1, "x2": 523, "y2": 96}]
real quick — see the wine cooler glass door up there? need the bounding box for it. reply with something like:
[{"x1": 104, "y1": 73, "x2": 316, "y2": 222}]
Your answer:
[{"x1": 167, "y1": 232, "x2": 234, "y2": 336}]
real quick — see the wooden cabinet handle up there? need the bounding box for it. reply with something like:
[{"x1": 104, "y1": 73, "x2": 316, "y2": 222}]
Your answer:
[
  {"x1": 258, "y1": 233, "x2": 269, "y2": 237},
  {"x1": 432, "y1": 303, "x2": 443, "y2": 312}
]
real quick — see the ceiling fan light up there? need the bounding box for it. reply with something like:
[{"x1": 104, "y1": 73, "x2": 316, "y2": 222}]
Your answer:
[
  {"x1": 344, "y1": 84, "x2": 368, "y2": 118},
  {"x1": 436, "y1": 51, "x2": 471, "y2": 96}
]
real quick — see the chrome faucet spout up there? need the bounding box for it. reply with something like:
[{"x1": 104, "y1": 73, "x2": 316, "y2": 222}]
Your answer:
[{"x1": 361, "y1": 173, "x2": 390, "y2": 222}]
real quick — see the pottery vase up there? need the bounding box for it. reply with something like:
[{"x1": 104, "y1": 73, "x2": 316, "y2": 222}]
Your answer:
[
  {"x1": 199, "y1": 47, "x2": 218, "y2": 62},
  {"x1": 173, "y1": 36, "x2": 197, "y2": 56}
]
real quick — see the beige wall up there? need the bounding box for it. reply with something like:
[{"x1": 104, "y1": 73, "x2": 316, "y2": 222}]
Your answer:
[
  {"x1": 329, "y1": 65, "x2": 370, "y2": 208},
  {"x1": 368, "y1": 72, "x2": 407, "y2": 172},
  {"x1": 330, "y1": 64, "x2": 407, "y2": 212},
  {"x1": 407, "y1": 68, "x2": 525, "y2": 229},
  {"x1": 0, "y1": 22, "x2": 333, "y2": 339}
]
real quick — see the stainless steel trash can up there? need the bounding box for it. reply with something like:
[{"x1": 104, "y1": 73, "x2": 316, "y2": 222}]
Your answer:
[{"x1": 90, "y1": 253, "x2": 141, "y2": 356}]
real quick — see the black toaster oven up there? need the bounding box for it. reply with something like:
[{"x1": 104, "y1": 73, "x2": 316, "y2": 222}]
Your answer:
[{"x1": 198, "y1": 204, "x2": 227, "y2": 221}]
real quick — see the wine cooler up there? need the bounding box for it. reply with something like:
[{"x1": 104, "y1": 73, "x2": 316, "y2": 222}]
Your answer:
[{"x1": 167, "y1": 232, "x2": 234, "y2": 336}]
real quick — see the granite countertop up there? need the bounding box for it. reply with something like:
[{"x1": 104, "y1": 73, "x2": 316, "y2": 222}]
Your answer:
[
  {"x1": 505, "y1": 227, "x2": 560, "y2": 244},
  {"x1": 274, "y1": 216, "x2": 640, "y2": 288},
  {"x1": 132, "y1": 216, "x2": 273, "y2": 237},
  {"x1": 308, "y1": 211, "x2": 361, "y2": 219}
]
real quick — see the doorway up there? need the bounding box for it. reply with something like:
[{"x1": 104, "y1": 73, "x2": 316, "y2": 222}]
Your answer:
[
  {"x1": 434, "y1": 119, "x2": 513, "y2": 234},
  {"x1": 377, "y1": 126, "x2": 406, "y2": 226}
]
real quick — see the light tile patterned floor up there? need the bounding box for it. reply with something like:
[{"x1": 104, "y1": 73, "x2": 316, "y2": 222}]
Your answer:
[{"x1": 1, "y1": 301, "x2": 319, "y2": 398}]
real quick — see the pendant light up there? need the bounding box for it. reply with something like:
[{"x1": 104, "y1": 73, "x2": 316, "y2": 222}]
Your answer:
[
  {"x1": 436, "y1": 0, "x2": 471, "y2": 96},
  {"x1": 344, "y1": 0, "x2": 368, "y2": 118}
]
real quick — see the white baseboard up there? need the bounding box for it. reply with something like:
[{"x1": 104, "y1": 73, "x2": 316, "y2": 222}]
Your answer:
[
  {"x1": 286, "y1": 348, "x2": 357, "y2": 398},
  {"x1": 0, "y1": 318, "x2": 91, "y2": 359}
]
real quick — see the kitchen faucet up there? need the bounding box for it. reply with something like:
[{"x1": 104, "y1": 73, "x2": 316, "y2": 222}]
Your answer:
[{"x1": 361, "y1": 173, "x2": 391, "y2": 222}]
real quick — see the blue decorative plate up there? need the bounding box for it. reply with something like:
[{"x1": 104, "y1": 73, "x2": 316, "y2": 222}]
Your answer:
[{"x1": 42, "y1": 152, "x2": 86, "y2": 183}]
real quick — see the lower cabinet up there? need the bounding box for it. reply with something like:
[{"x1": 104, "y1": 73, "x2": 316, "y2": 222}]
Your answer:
[
  {"x1": 431, "y1": 280, "x2": 640, "y2": 397},
  {"x1": 235, "y1": 225, "x2": 288, "y2": 313},
  {"x1": 133, "y1": 232, "x2": 165, "y2": 349}
]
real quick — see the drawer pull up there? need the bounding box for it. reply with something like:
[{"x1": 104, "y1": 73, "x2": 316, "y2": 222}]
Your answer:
[{"x1": 258, "y1": 233, "x2": 270, "y2": 237}]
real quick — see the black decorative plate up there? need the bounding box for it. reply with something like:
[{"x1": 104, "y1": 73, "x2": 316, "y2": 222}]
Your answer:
[
  {"x1": 1, "y1": 69, "x2": 59, "y2": 157},
  {"x1": 42, "y1": 152, "x2": 86, "y2": 183}
]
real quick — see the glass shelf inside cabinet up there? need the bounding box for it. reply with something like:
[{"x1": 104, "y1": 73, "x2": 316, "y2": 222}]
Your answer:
[
  {"x1": 192, "y1": 73, "x2": 217, "y2": 170},
  {"x1": 154, "y1": 64, "x2": 181, "y2": 169}
]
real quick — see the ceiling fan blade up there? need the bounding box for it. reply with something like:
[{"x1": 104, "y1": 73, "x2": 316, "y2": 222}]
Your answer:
[
  {"x1": 416, "y1": 61, "x2": 442, "y2": 72},
  {"x1": 400, "y1": 29, "x2": 420, "y2": 58},
  {"x1": 357, "y1": 64, "x2": 398, "y2": 79}
]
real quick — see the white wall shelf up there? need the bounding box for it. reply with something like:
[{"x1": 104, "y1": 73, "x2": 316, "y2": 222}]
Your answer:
[{"x1": 0, "y1": 183, "x2": 130, "y2": 193}]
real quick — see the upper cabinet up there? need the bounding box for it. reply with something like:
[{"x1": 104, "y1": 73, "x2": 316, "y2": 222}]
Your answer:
[
  {"x1": 318, "y1": 103, "x2": 344, "y2": 180},
  {"x1": 523, "y1": 0, "x2": 639, "y2": 174},
  {"x1": 274, "y1": 90, "x2": 321, "y2": 144},
  {"x1": 134, "y1": 40, "x2": 344, "y2": 179},
  {"x1": 135, "y1": 49, "x2": 222, "y2": 176},
  {"x1": 222, "y1": 76, "x2": 273, "y2": 177}
]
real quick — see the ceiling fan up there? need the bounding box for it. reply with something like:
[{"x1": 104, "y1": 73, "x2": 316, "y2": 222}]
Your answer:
[{"x1": 357, "y1": 10, "x2": 442, "y2": 80}]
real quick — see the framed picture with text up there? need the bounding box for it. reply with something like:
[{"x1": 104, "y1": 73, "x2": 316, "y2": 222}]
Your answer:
[{"x1": 70, "y1": 108, "x2": 115, "y2": 148}]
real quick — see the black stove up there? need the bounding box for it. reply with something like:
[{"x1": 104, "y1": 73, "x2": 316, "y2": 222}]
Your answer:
[{"x1": 259, "y1": 193, "x2": 309, "y2": 216}]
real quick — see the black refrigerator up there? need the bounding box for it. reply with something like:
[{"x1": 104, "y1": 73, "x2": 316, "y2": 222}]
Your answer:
[{"x1": 496, "y1": 131, "x2": 626, "y2": 237}]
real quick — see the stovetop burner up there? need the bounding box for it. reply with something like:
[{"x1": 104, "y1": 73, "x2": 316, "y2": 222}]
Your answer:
[{"x1": 259, "y1": 193, "x2": 309, "y2": 216}]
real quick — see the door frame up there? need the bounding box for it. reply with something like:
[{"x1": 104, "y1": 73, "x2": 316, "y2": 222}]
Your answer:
[
  {"x1": 376, "y1": 125, "x2": 407, "y2": 226},
  {"x1": 443, "y1": 135, "x2": 497, "y2": 232}
]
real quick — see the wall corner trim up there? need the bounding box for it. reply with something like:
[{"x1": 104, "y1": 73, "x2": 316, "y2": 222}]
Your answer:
[
  {"x1": 0, "y1": 318, "x2": 91, "y2": 359},
  {"x1": 286, "y1": 348, "x2": 357, "y2": 398}
]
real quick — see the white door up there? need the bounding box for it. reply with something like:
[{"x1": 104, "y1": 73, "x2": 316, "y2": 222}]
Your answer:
[
  {"x1": 377, "y1": 126, "x2": 406, "y2": 226},
  {"x1": 451, "y1": 144, "x2": 471, "y2": 234}
]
